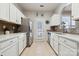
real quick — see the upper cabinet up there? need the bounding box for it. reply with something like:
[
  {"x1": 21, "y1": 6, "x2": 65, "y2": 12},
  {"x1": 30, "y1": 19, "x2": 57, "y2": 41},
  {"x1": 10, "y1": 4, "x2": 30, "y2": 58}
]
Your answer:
[
  {"x1": 72, "y1": 3, "x2": 79, "y2": 20},
  {"x1": 10, "y1": 4, "x2": 17, "y2": 23},
  {"x1": 16, "y1": 8, "x2": 24, "y2": 24},
  {"x1": 50, "y1": 14, "x2": 60, "y2": 26},
  {"x1": 0, "y1": 3, "x2": 9, "y2": 21},
  {"x1": 0, "y1": 3, "x2": 25, "y2": 25}
]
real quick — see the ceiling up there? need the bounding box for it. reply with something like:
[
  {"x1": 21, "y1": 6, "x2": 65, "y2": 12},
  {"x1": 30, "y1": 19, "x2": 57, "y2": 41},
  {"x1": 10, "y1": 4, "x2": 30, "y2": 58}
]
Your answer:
[
  {"x1": 15, "y1": 3, "x2": 61, "y2": 12},
  {"x1": 63, "y1": 4, "x2": 71, "y2": 11}
]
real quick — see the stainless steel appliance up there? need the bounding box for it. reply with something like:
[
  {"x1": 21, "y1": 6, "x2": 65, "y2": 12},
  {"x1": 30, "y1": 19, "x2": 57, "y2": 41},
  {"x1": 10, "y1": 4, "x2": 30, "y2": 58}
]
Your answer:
[{"x1": 18, "y1": 18, "x2": 33, "y2": 47}]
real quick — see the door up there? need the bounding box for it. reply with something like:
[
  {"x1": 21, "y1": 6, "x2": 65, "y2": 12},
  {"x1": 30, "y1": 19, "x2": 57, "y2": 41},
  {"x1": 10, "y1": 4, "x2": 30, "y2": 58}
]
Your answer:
[{"x1": 34, "y1": 18, "x2": 45, "y2": 42}]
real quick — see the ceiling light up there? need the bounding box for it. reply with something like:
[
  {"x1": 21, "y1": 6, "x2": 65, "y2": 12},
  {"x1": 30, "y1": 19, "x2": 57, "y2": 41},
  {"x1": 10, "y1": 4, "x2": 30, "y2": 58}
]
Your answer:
[{"x1": 40, "y1": 5, "x2": 44, "y2": 7}]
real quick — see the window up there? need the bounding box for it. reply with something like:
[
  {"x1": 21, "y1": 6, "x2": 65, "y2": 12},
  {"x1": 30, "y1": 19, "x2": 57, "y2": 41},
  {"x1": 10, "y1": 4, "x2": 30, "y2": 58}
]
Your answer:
[{"x1": 62, "y1": 16, "x2": 75, "y2": 29}]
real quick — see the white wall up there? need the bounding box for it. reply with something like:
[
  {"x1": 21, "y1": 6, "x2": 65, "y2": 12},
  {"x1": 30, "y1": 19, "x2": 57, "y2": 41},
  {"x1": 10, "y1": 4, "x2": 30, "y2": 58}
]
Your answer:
[{"x1": 23, "y1": 11, "x2": 53, "y2": 42}]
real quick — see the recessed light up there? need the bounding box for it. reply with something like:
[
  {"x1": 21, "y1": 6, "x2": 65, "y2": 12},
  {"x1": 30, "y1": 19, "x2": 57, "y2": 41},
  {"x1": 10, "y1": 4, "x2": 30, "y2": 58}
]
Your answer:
[{"x1": 40, "y1": 5, "x2": 44, "y2": 7}]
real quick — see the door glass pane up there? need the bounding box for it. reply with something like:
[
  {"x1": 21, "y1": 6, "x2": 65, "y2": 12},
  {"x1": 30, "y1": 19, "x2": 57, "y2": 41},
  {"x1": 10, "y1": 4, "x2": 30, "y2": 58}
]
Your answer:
[{"x1": 37, "y1": 21, "x2": 43, "y2": 38}]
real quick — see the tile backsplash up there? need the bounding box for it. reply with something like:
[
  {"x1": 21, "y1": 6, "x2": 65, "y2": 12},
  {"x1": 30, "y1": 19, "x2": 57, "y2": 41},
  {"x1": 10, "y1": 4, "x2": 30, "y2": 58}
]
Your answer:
[{"x1": 0, "y1": 22, "x2": 19, "y2": 34}]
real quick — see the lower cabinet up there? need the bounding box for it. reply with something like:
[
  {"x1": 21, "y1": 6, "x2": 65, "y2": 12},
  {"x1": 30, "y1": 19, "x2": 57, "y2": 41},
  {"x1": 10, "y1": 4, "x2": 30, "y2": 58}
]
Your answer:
[
  {"x1": 0, "y1": 37, "x2": 19, "y2": 56},
  {"x1": 50, "y1": 33, "x2": 54, "y2": 49},
  {"x1": 18, "y1": 33, "x2": 27, "y2": 55},
  {"x1": 50, "y1": 38, "x2": 53, "y2": 48},
  {"x1": 0, "y1": 43, "x2": 18, "y2": 56},
  {"x1": 19, "y1": 38, "x2": 24, "y2": 55},
  {"x1": 0, "y1": 33, "x2": 27, "y2": 56},
  {"x1": 58, "y1": 37, "x2": 77, "y2": 56},
  {"x1": 23, "y1": 34, "x2": 27, "y2": 49},
  {"x1": 49, "y1": 32, "x2": 78, "y2": 56},
  {"x1": 59, "y1": 42, "x2": 77, "y2": 56},
  {"x1": 53, "y1": 34, "x2": 59, "y2": 54}
]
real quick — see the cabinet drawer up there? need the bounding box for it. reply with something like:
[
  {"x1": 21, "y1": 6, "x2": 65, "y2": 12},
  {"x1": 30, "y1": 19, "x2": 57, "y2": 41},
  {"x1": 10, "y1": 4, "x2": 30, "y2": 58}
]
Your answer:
[
  {"x1": 0, "y1": 37, "x2": 17, "y2": 50},
  {"x1": 59, "y1": 37, "x2": 77, "y2": 49},
  {"x1": 64, "y1": 39, "x2": 77, "y2": 49},
  {"x1": 0, "y1": 43, "x2": 18, "y2": 56},
  {"x1": 59, "y1": 43, "x2": 77, "y2": 56},
  {"x1": 59, "y1": 37, "x2": 65, "y2": 43}
]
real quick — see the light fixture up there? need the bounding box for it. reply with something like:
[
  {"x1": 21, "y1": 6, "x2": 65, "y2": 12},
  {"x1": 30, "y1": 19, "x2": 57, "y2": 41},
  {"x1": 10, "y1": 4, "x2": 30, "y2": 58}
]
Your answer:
[{"x1": 40, "y1": 5, "x2": 44, "y2": 7}]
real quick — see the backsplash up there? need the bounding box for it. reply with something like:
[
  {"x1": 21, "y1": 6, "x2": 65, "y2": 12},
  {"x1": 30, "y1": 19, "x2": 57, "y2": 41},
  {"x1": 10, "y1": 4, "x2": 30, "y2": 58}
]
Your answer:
[{"x1": 0, "y1": 22, "x2": 19, "y2": 34}]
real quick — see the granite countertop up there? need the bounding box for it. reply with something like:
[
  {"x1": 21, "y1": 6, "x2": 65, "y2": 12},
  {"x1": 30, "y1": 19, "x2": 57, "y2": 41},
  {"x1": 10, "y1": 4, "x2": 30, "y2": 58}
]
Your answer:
[
  {"x1": 47, "y1": 31, "x2": 79, "y2": 43},
  {"x1": 0, "y1": 32, "x2": 27, "y2": 42},
  {"x1": 56, "y1": 33, "x2": 79, "y2": 43}
]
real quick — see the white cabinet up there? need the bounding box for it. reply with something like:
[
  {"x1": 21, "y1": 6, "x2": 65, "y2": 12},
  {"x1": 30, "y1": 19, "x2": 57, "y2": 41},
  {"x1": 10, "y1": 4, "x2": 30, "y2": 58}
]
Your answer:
[
  {"x1": 10, "y1": 4, "x2": 17, "y2": 23},
  {"x1": 50, "y1": 14, "x2": 60, "y2": 26},
  {"x1": 59, "y1": 42, "x2": 77, "y2": 56},
  {"x1": 23, "y1": 34, "x2": 27, "y2": 49},
  {"x1": 18, "y1": 36, "x2": 24, "y2": 55},
  {"x1": 58, "y1": 37, "x2": 77, "y2": 56},
  {"x1": 49, "y1": 33, "x2": 59, "y2": 54},
  {"x1": 72, "y1": 3, "x2": 79, "y2": 20},
  {"x1": 0, "y1": 3, "x2": 23, "y2": 24},
  {"x1": 53, "y1": 34, "x2": 59, "y2": 54},
  {"x1": 50, "y1": 33, "x2": 54, "y2": 48},
  {"x1": 0, "y1": 3, "x2": 9, "y2": 21},
  {"x1": 0, "y1": 33, "x2": 27, "y2": 56},
  {"x1": 18, "y1": 33, "x2": 26, "y2": 55},
  {"x1": 50, "y1": 38, "x2": 53, "y2": 48},
  {"x1": 16, "y1": 8, "x2": 22, "y2": 24},
  {"x1": 0, "y1": 43, "x2": 18, "y2": 56},
  {"x1": 0, "y1": 37, "x2": 19, "y2": 56},
  {"x1": 16, "y1": 6, "x2": 25, "y2": 25}
]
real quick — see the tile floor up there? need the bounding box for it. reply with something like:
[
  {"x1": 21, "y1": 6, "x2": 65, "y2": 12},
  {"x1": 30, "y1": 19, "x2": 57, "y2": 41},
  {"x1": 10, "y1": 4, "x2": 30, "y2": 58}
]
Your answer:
[{"x1": 21, "y1": 41, "x2": 56, "y2": 56}]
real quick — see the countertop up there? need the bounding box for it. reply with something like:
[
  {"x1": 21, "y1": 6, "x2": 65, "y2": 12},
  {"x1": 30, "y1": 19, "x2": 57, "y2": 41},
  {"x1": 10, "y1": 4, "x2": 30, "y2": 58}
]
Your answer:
[
  {"x1": 56, "y1": 33, "x2": 79, "y2": 43},
  {"x1": 0, "y1": 32, "x2": 27, "y2": 42},
  {"x1": 47, "y1": 31, "x2": 79, "y2": 43}
]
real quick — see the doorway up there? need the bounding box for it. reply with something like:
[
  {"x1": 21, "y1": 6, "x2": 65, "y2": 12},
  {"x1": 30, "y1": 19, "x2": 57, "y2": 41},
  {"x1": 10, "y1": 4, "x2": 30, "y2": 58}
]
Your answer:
[{"x1": 34, "y1": 18, "x2": 46, "y2": 42}]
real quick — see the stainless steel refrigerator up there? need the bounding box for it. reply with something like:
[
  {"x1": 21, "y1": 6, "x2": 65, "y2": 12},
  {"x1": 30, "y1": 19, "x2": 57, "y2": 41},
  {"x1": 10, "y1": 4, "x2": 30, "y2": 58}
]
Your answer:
[{"x1": 18, "y1": 18, "x2": 33, "y2": 47}]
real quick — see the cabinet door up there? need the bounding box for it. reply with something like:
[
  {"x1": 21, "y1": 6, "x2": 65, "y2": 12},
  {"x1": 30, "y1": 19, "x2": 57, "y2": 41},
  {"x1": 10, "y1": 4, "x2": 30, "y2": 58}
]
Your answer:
[
  {"x1": 10, "y1": 4, "x2": 16, "y2": 23},
  {"x1": 19, "y1": 38, "x2": 24, "y2": 55},
  {"x1": 23, "y1": 34, "x2": 26, "y2": 49},
  {"x1": 50, "y1": 33, "x2": 54, "y2": 48},
  {"x1": 1, "y1": 43, "x2": 18, "y2": 56},
  {"x1": 50, "y1": 38, "x2": 53, "y2": 48},
  {"x1": 16, "y1": 9, "x2": 22, "y2": 24},
  {"x1": 72, "y1": 3, "x2": 79, "y2": 20},
  {"x1": 59, "y1": 42, "x2": 77, "y2": 56},
  {"x1": 53, "y1": 35, "x2": 58, "y2": 54},
  {"x1": 0, "y1": 3, "x2": 9, "y2": 21}
]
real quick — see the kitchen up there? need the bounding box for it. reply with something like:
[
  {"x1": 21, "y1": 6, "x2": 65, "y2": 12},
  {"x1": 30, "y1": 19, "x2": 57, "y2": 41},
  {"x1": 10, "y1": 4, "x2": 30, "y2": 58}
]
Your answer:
[{"x1": 0, "y1": 3, "x2": 79, "y2": 56}]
